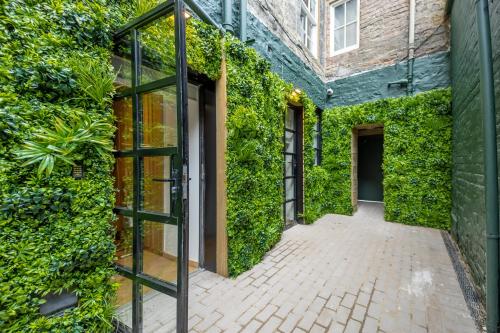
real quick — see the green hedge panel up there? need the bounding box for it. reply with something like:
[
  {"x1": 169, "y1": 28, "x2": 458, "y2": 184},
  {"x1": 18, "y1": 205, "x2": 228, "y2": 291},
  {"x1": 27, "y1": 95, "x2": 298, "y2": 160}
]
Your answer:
[{"x1": 321, "y1": 89, "x2": 453, "y2": 229}]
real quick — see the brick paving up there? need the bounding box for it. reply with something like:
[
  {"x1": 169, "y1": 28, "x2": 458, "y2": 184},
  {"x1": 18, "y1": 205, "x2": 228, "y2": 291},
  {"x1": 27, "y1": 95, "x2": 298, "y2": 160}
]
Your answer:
[{"x1": 148, "y1": 202, "x2": 477, "y2": 332}]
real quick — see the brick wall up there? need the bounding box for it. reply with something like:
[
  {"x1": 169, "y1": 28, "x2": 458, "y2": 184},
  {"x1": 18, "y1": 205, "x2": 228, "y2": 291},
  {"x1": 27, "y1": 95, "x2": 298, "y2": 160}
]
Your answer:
[
  {"x1": 325, "y1": 0, "x2": 449, "y2": 80},
  {"x1": 449, "y1": 0, "x2": 500, "y2": 300},
  {"x1": 196, "y1": 0, "x2": 327, "y2": 107},
  {"x1": 248, "y1": 0, "x2": 325, "y2": 77}
]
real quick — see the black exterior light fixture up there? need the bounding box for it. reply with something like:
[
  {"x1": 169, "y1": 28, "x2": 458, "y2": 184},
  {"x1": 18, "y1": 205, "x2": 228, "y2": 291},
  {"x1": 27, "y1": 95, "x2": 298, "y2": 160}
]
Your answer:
[
  {"x1": 72, "y1": 163, "x2": 84, "y2": 179},
  {"x1": 39, "y1": 291, "x2": 78, "y2": 317}
]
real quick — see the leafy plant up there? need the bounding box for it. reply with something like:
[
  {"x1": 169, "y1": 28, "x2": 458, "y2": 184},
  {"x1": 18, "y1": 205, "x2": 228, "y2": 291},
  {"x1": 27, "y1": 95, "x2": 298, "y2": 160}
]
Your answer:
[
  {"x1": 69, "y1": 56, "x2": 116, "y2": 109},
  {"x1": 16, "y1": 113, "x2": 114, "y2": 176}
]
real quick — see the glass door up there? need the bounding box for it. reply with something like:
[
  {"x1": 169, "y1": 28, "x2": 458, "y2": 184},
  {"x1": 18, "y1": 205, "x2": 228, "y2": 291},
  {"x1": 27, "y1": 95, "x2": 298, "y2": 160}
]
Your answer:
[
  {"x1": 111, "y1": 1, "x2": 189, "y2": 332},
  {"x1": 284, "y1": 107, "x2": 298, "y2": 229}
]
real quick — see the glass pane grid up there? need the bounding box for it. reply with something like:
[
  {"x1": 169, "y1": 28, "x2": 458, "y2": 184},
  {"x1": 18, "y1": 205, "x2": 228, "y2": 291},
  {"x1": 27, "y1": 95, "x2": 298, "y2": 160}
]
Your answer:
[
  {"x1": 112, "y1": 5, "x2": 186, "y2": 332},
  {"x1": 141, "y1": 220, "x2": 178, "y2": 284}
]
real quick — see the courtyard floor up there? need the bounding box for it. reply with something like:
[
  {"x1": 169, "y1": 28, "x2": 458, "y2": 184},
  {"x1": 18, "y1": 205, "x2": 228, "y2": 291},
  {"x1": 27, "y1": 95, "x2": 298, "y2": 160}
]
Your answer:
[{"x1": 151, "y1": 202, "x2": 477, "y2": 332}]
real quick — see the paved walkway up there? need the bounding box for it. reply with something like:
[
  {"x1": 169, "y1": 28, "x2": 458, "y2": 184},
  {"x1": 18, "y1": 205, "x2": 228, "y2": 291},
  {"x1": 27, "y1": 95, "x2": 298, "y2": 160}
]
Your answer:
[{"x1": 155, "y1": 202, "x2": 477, "y2": 332}]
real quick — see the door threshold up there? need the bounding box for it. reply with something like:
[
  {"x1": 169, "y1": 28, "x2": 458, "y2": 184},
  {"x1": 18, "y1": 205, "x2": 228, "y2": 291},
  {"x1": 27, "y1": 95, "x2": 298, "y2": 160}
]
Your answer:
[{"x1": 358, "y1": 200, "x2": 384, "y2": 203}]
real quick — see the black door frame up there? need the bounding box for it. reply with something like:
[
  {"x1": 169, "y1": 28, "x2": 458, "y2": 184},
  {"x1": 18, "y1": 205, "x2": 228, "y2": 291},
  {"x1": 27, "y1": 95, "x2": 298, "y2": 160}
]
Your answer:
[
  {"x1": 113, "y1": 1, "x2": 189, "y2": 332},
  {"x1": 187, "y1": 73, "x2": 217, "y2": 272},
  {"x1": 283, "y1": 104, "x2": 304, "y2": 227}
]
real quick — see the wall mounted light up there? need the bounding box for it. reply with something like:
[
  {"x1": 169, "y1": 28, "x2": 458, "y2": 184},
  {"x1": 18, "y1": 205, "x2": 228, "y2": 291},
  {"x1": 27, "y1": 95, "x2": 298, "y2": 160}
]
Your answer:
[
  {"x1": 40, "y1": 291, "x2": 78, "y2": 317},
  {"x1": 72, "y1": 163, "x2": 84, "y2": 179}
]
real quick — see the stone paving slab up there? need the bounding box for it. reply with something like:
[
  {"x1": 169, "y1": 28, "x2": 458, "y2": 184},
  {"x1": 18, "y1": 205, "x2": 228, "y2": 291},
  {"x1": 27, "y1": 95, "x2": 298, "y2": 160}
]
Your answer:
[{"x1": 149, "y1": 202, "x2": 477, "y2": 332}]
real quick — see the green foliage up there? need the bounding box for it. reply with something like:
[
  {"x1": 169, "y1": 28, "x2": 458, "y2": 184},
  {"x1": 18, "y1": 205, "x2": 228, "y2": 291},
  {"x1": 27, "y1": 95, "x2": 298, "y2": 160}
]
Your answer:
[
  {"x1": 302, "y1": 94, "x2": 336, "y2": 224},
  {"x1": 68, "y1": 55, "x2": 117, "y2": 108},
  {"x1": 225, "y1": 37, "x2": 283, "y2": 275},
  {"x1": 16, "y1": 113, "x2": 114, "y2": 176},
  {"x1": 0, "y1": 0, "x2": 126, "y2": 331},
  {"x1": 322, "y1": 89, "x2": 452, "y2": 229}
]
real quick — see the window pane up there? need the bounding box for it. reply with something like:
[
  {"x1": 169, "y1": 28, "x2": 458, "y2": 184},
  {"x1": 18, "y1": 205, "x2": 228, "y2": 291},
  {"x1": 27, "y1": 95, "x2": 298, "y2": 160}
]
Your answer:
[
  {"x1": 286, "y1": 179, "x2": 295, "y2": 201},
  {"x1": 142, "y1": 156, "x2": 171, "y2": 215},
  {"x1": 346, "y1": 0, "x2": 357, "y2": 23},
  {"x1": 113, "y1": 35, "x2": 132, "y2": 92},
  {"x1": 334, "y1": 28, "x2": 345, "y2": 51},
  {"x1": 285, "y1": 201, "x2": 295, "y2": 222},
  {"x1": 142, "y1": 220, "x2": 177, "y2": 283},
  {"x1": 334, "y1": 3, "x2": 345, "y2": 27},
  {"x1": 285, "y1": 108, "x2": 295, "y2": 130},
  {"x1": 139, "y1": 15, "x2": 176, "y2": 85},
  {"x1": 285, "y1": 131, "x2": 295, "y2": 153},
  {"x1": 142, "y1": 287, "x2": 176, "y2": 333},
  {"x1": 115, "y1": 157, "x2": 133, "y2": 209},
  {"x1": 114, "y1": 215, "x2": 133, "y2": 268},
  {"x1": 313, "y1": 133, "x2": 318, "y2": 149},
  {"x1": 346, "y1": 22, "x2": 357, "y2": 47},
  {"x1": 285, "y1": 155, "x2": 294, "y2": 177},
  {"x1": 112, "y1": 275, "x2": 133, "y2": 330},
  {"x1": 310, "y1": 0, "x2": 317, "y2": 14},
  {"x1": 114, "y1": 96, "x2": 133, "y2": 151},
  {"x1": 140, "y1": 86, "x2": 177, "y2": 149},
  {"x1": 300, "y1": 13, "x2": 307, "y2": 44}
]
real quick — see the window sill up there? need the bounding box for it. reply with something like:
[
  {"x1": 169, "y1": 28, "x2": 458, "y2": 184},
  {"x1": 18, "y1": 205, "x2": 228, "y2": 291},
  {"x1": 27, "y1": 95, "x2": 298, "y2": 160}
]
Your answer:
[{"x1": 330, "y1": 44, "x2": 359, "y2": 57}]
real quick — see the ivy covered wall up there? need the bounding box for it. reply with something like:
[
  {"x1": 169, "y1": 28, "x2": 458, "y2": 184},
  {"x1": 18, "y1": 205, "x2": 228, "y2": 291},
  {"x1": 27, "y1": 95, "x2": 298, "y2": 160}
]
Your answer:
[{"x1": 322, "y1": 89, "x2": 453, "y2": 229}]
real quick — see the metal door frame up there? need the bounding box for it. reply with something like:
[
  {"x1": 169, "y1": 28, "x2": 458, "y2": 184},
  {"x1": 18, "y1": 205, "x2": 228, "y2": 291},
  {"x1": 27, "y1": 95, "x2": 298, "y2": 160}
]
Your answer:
[
  {"x1": 283, "y1": 104, "x2": 304, "y2": 227},
  {"x1": 112, "y1": 1, "x2": 189, "y2": 331}
]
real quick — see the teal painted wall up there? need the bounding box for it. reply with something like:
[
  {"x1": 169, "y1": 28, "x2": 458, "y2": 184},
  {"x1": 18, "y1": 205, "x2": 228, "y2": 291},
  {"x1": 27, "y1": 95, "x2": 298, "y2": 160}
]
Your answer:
[
  {"x1": 325, "y1": 51, "x2": 451, "y2": 108},
  {"x1": 449, "y1": 0, "x2": 500, "y2": 300},
  {"x1": 196, "y1": 1, "x2": 452, "y2": 110},
  {"x1": 196, "y1": 0, "x2": 326, "y2": 108}
]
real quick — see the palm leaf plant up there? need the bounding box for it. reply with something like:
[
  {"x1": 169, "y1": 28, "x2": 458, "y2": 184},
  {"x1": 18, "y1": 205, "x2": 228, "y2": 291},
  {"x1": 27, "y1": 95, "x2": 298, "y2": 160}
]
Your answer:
[
  {"x1": 16, "y1": 112, "x2": 114, "y2": 176},
  {"x1": 69, "y1": 56, "x2": 116, "y2": 109}
]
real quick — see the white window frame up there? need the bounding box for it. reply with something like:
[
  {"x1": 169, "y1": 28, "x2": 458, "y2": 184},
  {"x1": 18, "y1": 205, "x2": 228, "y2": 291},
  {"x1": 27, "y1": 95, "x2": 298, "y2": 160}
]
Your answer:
[
  {"x1": 299, "y1": 0, "x2": 319, "y2": 57},
  {"x1": 330, "y1": 0, "x2": 360, "y2": 57}
]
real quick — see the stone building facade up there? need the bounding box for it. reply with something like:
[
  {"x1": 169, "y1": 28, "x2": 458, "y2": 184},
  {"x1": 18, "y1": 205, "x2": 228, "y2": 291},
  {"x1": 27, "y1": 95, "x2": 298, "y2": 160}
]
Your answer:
[
  {"x1": 205, "y1": 0, "x2": 451, "y2": 108},
  {"x1": 325, "y1": 0, "x2": 449, "y2": 80}
]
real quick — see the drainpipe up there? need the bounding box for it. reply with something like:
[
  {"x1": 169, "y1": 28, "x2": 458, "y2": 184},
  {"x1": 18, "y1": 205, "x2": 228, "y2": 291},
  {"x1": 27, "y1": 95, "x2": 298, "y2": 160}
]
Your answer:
[
  {"x1": 407, "y1": 0, "x2": 416, "y2": 95},
  {"x1": 240, "y1": 0, "x2": 247, "y2": 41},
  {"x1": 223, "y1": 0, "x2": 234, "y2": 33},
  {"x1": 476, "y1": 0, "x2": 499, "y2": 332}
]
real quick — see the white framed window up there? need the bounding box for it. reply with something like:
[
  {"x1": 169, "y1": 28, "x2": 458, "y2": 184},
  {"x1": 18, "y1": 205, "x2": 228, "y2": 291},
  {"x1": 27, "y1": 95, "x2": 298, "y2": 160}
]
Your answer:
[
  {"x1": 299, "y1": 0, "x2": 319, "y2": 57},
  {"x1": 330, "y1": 0, "x2": 359, "y2": 56}
]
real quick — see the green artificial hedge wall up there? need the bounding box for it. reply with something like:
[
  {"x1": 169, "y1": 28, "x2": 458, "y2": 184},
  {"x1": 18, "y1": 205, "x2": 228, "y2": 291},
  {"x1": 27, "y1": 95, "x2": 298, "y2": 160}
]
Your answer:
[
  {"x1": 0, "y1": 1, "x2": 127, "y2": 331},
  {"x1": 224, "y1": 37, "x2": 318, "y2": 275},
  {"x1": 322, "y1": 89, "x2": 452, "y2": 229}
]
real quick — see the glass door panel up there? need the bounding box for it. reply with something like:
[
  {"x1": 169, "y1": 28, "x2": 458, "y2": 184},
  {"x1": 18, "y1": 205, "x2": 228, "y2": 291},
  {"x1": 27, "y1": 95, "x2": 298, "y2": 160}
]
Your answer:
[
  {"x1": 112, "y1": 2, "x2": 189, "y2": 332},
  {"x1": 138, "y1": 16, "x2": 176, "y2": 84},
  {"x1": 140, "y1": 87, "x2": 177, "y2": 148},
  {"x1": 141, "y1": 156, "x2": 172, "y2": 215},
  {"x1": 284, "y1": 107, "x2": 298, "y2": 227},
  {"x1": 142, "y1": 220, "x2": 178, "y2": 283},
  {"x1": 115, "y1": 157, "x2": 134, "y2": 209},
  {"x1": 114, "y1": 215, "x2": 134, "y2": 269},
  {"x1": 114, "y1": 96, "x2": 133, "y2": 150}
]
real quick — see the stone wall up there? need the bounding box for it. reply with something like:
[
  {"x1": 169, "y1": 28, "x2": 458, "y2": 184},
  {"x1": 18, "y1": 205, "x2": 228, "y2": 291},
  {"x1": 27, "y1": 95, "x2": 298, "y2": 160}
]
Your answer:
[
  {"x1": 449, "y1": 0, "x2": 500, "y2": 300},
  {"x1": 325, "y1": 0, "x2": 450, "y2": 80}
]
